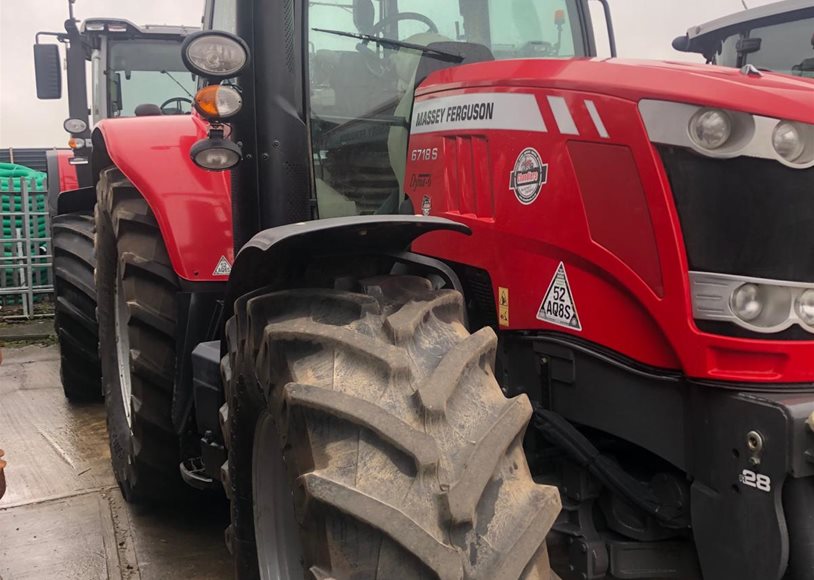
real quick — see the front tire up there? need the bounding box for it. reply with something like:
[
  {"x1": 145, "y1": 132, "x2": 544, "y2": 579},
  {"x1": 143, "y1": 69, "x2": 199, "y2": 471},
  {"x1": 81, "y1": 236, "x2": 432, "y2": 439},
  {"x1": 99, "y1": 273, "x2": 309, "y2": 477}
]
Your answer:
[
  {"x1": 96, "y1": 167, "x2": 183, "y2": 502},
  {"x1": 222, "y1": 276, "x2": 561, "y2": 579}
]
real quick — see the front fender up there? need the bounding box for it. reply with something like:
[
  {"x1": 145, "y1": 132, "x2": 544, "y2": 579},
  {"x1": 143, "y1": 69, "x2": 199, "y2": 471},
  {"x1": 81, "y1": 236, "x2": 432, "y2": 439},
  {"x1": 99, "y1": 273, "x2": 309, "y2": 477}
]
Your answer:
[
  {"x1": 93, "y1": 115, "x2": 233, "y2": 282},
  {"x1": 224, "y1": 215, "x2": 471, "y2": 322}
]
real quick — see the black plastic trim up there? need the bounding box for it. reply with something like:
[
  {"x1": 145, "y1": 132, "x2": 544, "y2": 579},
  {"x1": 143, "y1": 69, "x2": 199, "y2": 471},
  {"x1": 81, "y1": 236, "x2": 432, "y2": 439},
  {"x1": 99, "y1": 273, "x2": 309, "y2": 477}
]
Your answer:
[{"x1": 55, "y1": 185, "x2": 96, "y2": 216}]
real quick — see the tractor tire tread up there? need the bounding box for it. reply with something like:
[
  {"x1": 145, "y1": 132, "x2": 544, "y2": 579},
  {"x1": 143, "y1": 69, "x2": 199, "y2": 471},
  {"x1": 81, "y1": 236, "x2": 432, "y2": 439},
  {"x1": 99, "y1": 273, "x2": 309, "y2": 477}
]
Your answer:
[
  {"x1": 223, "y1": 275, "x2": 560, "y2": 579},
  {"x1": 52, "y1": 211, "x2": 101, "y2": 401},
  {"x1": 96, "y1": 166, "x2": 183, "y2": 502}
]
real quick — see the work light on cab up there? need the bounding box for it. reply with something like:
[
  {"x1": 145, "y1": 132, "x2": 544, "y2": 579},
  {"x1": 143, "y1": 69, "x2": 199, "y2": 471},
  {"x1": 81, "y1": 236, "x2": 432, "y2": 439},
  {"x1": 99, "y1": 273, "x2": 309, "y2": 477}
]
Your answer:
[
  {"x1": 689, "y1": 108, "x2": 733, "y2": 150},
  {"x1": 181, "y1": 31, "x2": 249, "y2": 80},
  {"x1": 194, "y1": 85, "x2": 242, "y2": 120},
  {"x1": 63, "y1": 118, "x2": 87, "y2": 135},
  {"x1": 190, "y1": 130, "x2": 241, "y2": 171}
]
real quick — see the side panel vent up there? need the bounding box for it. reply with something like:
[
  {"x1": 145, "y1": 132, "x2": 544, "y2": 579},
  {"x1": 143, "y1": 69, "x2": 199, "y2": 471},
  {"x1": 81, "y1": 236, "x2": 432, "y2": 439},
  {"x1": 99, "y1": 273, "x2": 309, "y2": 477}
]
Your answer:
[{"x1": 443, "y1": 136, "x2": 494, "y2": 219}]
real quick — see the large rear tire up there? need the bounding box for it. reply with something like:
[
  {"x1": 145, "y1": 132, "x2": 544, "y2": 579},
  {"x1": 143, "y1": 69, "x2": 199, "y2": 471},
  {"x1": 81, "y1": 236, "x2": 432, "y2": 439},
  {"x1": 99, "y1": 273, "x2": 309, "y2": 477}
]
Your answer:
[
  {"x1": 96, "y1": 167, "x2": 184, "y2": 502},
  {"x1": 52, "y1": 212, "x2": 102, "y2": 401},
  {"x1": 222, "y1": 275, "x2": 561, "y2": 579}
]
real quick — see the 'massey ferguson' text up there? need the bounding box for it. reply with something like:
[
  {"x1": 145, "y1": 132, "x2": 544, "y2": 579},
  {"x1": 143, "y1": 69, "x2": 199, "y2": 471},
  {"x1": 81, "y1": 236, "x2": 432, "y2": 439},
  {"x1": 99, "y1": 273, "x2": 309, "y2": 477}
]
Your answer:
[{"x1": 414, "y1": 101, "x2": 495, "y2": 128}]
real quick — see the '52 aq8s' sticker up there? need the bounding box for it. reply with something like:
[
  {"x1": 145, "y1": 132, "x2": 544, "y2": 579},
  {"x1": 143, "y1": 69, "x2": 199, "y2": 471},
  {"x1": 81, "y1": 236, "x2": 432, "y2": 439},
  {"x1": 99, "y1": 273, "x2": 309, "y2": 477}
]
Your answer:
[
  {"x1": 510, "y1": 148, "x2": 548, "y2": 205},
  {"x1": 537, "y1": 262, "x2": 582, "y2": 331}
]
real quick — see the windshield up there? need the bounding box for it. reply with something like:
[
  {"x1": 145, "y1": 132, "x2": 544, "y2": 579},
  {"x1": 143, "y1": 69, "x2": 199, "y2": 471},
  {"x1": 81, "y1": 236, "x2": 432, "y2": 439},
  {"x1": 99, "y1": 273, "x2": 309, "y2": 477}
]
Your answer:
[
  {"x1": 308, "y1": 0, "x2": 586, "y2": 218},
  {"x1": 106, "y1": 39, "x2": 196, "y2": 117},
  {"x1": 714, "y1": 15, "x2": 814, "y2": 76}
]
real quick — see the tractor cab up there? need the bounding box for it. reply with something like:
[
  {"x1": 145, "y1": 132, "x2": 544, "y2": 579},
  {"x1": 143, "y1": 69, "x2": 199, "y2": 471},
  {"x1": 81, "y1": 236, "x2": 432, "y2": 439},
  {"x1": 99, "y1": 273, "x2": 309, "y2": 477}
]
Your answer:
[
  {"x1": 34, "y1": 5, "x2": 197, "y2": 185},
  {"x1": 79, "y1": 19, "x2": 199, "y2": 121},
  {"x1": 673, "y1": 0, "x2": 814, "y2": 76}
]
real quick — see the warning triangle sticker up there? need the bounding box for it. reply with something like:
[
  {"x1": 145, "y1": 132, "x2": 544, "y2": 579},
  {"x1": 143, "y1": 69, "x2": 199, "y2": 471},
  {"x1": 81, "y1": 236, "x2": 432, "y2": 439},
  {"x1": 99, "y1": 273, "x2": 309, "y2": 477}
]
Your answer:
[
  {"x1": 213, "y1": 256, "x2": 232, "y2": 276},
  {"x1": 537, "y1": 262, "x2": 582, "y2": 331}
]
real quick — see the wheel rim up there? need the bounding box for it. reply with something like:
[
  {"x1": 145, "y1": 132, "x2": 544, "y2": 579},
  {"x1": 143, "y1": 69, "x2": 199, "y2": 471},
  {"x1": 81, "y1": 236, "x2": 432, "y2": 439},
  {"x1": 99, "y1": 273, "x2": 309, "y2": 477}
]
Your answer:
[
  {"x1": 113, "y1": 261, "x2": 133, "y2": 428},
  {"x1": 253, "y1": 411, "x2": 304, "y2": 580}
]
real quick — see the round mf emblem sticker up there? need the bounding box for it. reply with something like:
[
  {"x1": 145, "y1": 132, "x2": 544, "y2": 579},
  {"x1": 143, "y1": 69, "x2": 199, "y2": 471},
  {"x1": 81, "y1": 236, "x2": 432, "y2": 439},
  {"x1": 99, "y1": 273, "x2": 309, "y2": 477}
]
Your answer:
[{"x1": 510, "y1": 148, "x2": 548, "y2": 205}]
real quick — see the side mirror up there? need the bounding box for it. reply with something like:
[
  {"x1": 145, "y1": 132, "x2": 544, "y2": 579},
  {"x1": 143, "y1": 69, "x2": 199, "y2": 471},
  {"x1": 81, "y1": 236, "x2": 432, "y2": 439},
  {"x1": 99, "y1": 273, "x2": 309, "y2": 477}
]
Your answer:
[
  {"x1": 33, "y1": 44, "x2": 62, "y2": 99},
  {"x1": 672, "y1": 35, "x2": 691, "y2": 53},
  {"x1": 736, "y1": 37, "x2": 762, "y2": 56}
]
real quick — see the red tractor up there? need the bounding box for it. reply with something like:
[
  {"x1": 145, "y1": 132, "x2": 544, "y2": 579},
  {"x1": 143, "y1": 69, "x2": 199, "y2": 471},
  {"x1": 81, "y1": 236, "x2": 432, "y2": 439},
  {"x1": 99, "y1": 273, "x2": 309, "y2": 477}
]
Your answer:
[
  {"x1": 34, "y1": 2, "x2": 197, "y2": 400},
  {"x1": 83, "y1": 0, "x2": 814, "y2": 578}
]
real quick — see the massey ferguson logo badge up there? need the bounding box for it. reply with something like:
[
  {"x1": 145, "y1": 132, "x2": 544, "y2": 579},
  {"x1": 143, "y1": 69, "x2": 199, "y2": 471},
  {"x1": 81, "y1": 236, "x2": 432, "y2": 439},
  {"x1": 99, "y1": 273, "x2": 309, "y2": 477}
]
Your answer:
[{"x1": 510, "y1": 148, "x2": 548, "y2": 205}]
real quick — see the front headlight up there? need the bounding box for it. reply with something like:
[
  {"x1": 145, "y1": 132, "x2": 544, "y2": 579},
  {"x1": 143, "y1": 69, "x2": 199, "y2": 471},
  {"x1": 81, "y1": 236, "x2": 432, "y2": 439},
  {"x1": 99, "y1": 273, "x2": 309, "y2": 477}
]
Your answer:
[
  {"x1": 773, "y1": 121, "x2": 809, "y2": 163},
  {"x1": 731, "y1": 283, "x2": 763, "y2": 322},
  {"x1": 690, "y1": 109, "x2": 732, "y2": 150},
  {"x1": 730, "y1": 283, "x2": 792, "y2": 328},
  {"x1": 796, "y1": 290, "x2": 814, "y2": 326}
]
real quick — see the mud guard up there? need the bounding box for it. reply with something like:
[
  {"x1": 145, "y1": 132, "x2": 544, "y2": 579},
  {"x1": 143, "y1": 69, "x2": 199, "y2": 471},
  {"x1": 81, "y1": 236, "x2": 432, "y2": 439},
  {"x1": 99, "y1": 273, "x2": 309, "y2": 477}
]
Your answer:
[
  {"x1": 55, "y1": 186, "x2": 95, "y2": 216},
  {"x1": 223, "y1": 215, "x2": 471, "y2": 326},
  {"x1": 92, "y1": 115, "x2": 233, "y2": 283}
]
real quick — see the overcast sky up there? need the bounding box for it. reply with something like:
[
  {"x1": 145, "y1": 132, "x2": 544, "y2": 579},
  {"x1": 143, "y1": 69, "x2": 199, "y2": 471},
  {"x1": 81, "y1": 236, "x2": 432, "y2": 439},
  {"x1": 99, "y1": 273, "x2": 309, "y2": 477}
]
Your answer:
[{"x1": 0, "y1": 0, "x2": 778, "y2": 148}]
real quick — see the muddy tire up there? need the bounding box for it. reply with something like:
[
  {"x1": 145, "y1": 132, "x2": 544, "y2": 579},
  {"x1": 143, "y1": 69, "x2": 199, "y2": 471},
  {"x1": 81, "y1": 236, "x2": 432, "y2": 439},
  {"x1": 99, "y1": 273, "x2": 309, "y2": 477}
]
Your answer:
[
  {"x1": 222, "y1": 275, "x2": 561, "y2": 579},
  {"x1": 52, "y1": 212, "x2": 102, "y2": 401},
  {"x1": 96, "y1": 167, "x2": 183, "y2": 502}
]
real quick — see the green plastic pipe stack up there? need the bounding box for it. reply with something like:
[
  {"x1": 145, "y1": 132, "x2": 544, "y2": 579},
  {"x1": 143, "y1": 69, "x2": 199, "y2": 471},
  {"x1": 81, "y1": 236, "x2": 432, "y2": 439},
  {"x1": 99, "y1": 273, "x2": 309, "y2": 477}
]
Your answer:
[{"x1": 0, "y1": 163, "x2": 49, "y2": 294}]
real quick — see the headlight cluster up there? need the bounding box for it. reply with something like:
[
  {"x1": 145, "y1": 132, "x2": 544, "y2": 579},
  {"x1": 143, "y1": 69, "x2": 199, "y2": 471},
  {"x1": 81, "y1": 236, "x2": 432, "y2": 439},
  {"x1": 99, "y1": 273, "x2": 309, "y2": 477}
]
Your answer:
[
  {"x1": 639, "y1": 100, "x2": 814, "y2": 169},
  {"x1": 691, "y1": 272, "x2": 814, "y2": 334},
  {"x1": 181, "y1": 30, "x2": 249, "y2": 172}
]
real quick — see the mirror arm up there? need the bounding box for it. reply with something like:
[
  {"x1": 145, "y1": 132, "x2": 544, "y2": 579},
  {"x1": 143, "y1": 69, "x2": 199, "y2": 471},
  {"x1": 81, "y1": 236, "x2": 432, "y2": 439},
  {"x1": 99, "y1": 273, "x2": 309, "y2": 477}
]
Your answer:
[
  {"x1": 590, "y1": 0, "x2": 617, "y2": 58},
  {"x1": 35, "y1": 31, "x2": 64, "y2": 45}
]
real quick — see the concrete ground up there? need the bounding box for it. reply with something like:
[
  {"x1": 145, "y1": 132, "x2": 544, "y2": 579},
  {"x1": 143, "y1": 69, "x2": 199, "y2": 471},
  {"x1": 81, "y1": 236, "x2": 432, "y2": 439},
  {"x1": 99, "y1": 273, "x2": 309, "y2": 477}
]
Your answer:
[{"x1": 0, "y1": 345, "x2": 234, "y2": 580}]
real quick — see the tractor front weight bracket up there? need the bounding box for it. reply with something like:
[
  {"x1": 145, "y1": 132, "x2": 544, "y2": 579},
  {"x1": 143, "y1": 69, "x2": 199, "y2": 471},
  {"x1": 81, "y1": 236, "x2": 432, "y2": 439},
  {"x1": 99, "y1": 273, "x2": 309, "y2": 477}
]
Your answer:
[{"x1": 688, "y1": 388, "x2": 814, "y2": 580}]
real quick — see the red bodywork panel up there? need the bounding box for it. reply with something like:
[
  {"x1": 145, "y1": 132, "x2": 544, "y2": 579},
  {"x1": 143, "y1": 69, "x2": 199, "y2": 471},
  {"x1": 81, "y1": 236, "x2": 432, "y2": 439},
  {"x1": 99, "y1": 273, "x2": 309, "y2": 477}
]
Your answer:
[
  {"x1": 408, "y1": 58, "x2": 814, "y2": 384},
  {"x1": 95, "y1": 115, "x2": 233, "y2": 282},
  {"x1": 55, "y1": 150, "x2": 79, "y2": 192}
]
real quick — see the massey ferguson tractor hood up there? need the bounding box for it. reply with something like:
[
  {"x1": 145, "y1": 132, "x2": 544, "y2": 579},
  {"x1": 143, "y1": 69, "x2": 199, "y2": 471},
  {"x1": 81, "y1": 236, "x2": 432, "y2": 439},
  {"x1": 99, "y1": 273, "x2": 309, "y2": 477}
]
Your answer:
[
  {"x1": 410, "y1": 55, "x2": 814, "y2": 386},
  {"x1": 418, "y1": 58, "x2": 814, "y2": 124}
]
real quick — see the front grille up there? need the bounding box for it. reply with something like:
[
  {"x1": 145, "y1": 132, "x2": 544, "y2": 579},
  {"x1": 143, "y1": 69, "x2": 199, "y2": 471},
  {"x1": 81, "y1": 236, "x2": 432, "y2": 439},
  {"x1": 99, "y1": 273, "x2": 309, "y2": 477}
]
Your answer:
[
  {"x1": 658, "y1": 146, "x2": 814, "y2": 282},
  {"x1": 659, "y1": 146, "x2": 814, "y2": 341}
]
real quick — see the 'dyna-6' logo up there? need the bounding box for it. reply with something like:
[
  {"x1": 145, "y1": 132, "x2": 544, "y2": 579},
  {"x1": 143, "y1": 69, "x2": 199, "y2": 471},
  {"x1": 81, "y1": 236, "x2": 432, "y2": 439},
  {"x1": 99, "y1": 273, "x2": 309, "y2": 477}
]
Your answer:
[{"x1": 510, "y1": 147, "x2": 548, "y2": 205}]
